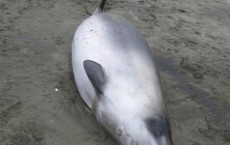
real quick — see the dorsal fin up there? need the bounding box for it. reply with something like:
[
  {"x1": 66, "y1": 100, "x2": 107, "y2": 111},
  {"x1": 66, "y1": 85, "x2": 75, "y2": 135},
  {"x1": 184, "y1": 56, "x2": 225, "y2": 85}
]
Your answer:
[{"x1": 83, "y1": 60, "x2": 106, "y2": 94}]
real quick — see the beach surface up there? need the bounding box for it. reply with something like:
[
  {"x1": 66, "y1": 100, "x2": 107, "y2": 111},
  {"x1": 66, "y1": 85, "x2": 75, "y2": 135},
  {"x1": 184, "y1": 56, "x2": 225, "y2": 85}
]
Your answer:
[{"x1": 0, "y1": 0, "x2": 229, "y2": 145}]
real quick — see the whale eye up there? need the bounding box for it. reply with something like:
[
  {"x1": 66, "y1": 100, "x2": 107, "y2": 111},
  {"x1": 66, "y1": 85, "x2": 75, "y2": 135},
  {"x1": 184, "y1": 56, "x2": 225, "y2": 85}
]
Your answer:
[{"x1": 145, "y1": 116, "x2": 170, "y2": 138}]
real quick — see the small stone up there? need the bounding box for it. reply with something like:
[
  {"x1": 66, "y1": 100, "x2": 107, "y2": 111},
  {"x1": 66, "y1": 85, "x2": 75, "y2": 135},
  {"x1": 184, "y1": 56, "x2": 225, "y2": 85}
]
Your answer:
[
  {"x1": 194, "y1": 31, "x2": 201, "y2": 35},
  {"x1": 178, "y1": 9, "x2": 186, "y2": 13},
  {"x1": 193, "y1": 72, "x2": 203, "y2": 79}
]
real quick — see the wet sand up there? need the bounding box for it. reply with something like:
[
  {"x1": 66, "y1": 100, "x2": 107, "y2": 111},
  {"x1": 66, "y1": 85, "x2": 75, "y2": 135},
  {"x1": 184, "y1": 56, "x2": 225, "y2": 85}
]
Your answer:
[{"x1": 0, "y1": 0, "x2": 229, "y2": 145}]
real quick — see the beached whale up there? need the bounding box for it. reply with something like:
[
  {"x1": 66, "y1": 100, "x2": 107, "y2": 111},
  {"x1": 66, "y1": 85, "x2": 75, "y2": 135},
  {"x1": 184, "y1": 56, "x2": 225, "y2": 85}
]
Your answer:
[{"x1": 72, "y1": 0, "x2": 173, "y2": 145}]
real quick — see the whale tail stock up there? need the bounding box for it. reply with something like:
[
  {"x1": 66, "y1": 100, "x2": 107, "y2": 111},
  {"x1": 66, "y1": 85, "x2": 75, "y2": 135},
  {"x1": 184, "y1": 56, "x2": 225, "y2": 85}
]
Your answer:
[
  {"x1": 99, "y1": 0, "x2": 107, "y2": 11},
  {"x1": 94, "y1": 0, "x2": 107, "y2": 14}
]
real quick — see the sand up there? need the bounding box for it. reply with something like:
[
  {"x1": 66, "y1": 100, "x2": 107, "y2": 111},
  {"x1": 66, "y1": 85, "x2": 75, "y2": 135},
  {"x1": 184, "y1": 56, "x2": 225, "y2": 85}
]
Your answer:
[{"x1": 0, "y1": 0, "x2": 229, "y2": 145}]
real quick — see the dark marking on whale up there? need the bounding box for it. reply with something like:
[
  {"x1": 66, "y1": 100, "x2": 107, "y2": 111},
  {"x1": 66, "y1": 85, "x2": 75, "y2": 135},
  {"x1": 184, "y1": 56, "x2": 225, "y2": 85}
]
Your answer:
[{"x1": 145, "y1": 116, "x2": 171, "y2": 138}]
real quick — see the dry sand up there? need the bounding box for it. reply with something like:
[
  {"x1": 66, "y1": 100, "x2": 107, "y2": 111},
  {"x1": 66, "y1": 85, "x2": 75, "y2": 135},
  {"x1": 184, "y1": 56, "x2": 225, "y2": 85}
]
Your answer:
[{"x1": 0, "y1": 0, "x2": 230, "y2": 145}]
